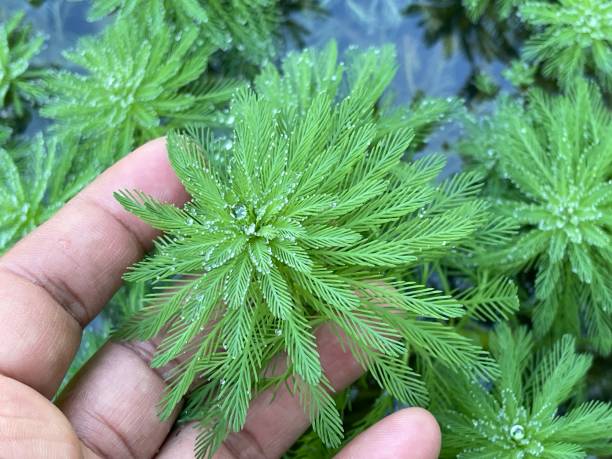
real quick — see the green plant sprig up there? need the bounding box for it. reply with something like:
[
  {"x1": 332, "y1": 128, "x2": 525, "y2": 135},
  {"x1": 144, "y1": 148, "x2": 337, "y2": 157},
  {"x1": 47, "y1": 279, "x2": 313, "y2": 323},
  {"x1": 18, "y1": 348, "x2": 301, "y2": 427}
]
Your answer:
[
  {"x1": 463, "y1": 79, "x2": 612, "y2": 354},
  {"x1": 42, "y1": 6, "x2": 240, "y2": 163},
  {"x1": 0, "y1": 11, "x2": 45, "y2": 119},
  {"x1": 87, "y1": 0, "x2": 279, "y2": 64},
  {"x1": 0, "y1": 133, "x2": 96, "y2": 253},
  {"x1": 431, "y1": 324, "x2": 612, "y2": 458},
  {"x1": 519, "y1": 0, "x2": 612, "y2": 90},
  {"x1": 115, "y1": 42, "x2": 501, "y2": 457}
]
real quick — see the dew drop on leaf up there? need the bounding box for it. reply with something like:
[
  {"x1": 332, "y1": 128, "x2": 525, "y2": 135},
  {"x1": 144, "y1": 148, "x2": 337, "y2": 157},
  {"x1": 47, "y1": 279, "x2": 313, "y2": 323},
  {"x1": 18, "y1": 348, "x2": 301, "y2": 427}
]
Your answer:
[
  {"x1": 510, "y1": 424, "x2": 525, "y2": 441},
  {"x1": 232, "y1": 204, "x2": 247, "y2": 220}
]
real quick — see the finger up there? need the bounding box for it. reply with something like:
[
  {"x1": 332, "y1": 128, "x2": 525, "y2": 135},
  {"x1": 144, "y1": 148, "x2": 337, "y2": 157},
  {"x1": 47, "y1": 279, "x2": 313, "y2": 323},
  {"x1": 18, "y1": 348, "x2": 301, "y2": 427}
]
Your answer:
[
  {"x1": 156, "y1": 324, "x2": 365, "y2": 459},
  {"x1": 56, "y1": 339, "x2": 181, "y2": 459},
  {"x1": 0, "y1": 138, "x2": 188, "y2": 397},
  {"x1": 335, "y1": 408, "x2": 441, "y2": 459},
  {"x1": 0, "y1": 375, "x2": 98, "y2": 459}
]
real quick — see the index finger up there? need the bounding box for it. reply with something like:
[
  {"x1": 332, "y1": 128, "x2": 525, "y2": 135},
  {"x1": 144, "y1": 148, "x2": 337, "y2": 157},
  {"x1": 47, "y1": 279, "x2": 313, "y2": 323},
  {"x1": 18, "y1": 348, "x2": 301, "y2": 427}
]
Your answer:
[{"x1": 0, "y1": 138, "x2": 188, "y2": 397}]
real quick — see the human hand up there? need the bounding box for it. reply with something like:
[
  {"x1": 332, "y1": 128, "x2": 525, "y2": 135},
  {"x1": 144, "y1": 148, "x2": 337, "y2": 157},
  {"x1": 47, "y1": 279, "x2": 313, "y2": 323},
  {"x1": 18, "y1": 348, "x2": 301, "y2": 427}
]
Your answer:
[{"x1": 0, "y1": 139, "x2": 441, "y2": 459}]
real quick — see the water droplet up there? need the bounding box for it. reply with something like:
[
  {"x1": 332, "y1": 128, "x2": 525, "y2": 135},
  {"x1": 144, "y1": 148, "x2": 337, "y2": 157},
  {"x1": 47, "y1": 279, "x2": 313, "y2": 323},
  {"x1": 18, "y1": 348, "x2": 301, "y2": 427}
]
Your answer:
[
  {"x1": 232, "y1": 204, "x2": 247, "y2": 220},
  {"x1": 510, "y1": 424, "x2": 525, "y2": 441},
  {"x1": 275, "y1": 328, "x2": 282, "y2": 336}
]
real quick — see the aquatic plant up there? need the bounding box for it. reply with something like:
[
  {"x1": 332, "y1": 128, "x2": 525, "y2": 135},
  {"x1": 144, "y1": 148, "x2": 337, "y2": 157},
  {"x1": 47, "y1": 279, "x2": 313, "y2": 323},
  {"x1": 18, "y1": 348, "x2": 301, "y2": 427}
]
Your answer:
[
  {"x1": 519, "y1": 0, "x2": 612, "y2": 90},
  {"x1": 115, "y1": 42, "x2": 506, "y2": 456},
  {"x1": 0, "y1": 134, "x2": 95, "y2": 253},
  {"x1": 465, "y1": 79, "x2": 612, "y2": 353},
  {"x1": 463, "y1": 0, "x2": 526, "y2": 21},
  {"x1": 432, "y1": 324, "x2": 612, "y2": 458},
  {"x1": 405, "y1": 0, "x2": 520, "y2": 63},
  {"x1": 87, "y1": 0, "x2": 279, "y2": 63},
  {"x1": 42, "y1": 7, "x2": 239, "y2": 162},
  {"x1": 502, "y1": 59, "x2": 537, "y2": 88},
  {"x1": 283, "y1": 270, "x2": 521, "y2": 459},
  {"x1": 473, "y1": 71, "x2": 500, "y2": 97},
  {"x1": 0, "y1": 124, "x2": 9, "y2": 145},
  {"x1": 0, "y1": 11, "x2": 45, "y2": 118}
]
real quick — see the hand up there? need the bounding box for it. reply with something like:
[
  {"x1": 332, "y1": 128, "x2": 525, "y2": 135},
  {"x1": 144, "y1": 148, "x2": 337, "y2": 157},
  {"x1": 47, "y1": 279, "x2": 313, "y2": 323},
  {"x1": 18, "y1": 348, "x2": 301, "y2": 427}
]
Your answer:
[{"x1": 0, "y1": 139, "x2": 441, "y2": 459}]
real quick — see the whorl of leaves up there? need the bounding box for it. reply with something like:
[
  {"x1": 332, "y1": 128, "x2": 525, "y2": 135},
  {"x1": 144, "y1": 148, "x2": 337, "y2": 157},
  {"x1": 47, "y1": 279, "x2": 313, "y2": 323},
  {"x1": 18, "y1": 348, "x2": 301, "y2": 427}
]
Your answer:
[
  {"x1": 519, "y1": 0, "x2": 612, "y2": 90},
  {"x1": 463, "y1": 79, "x2": 612, "y2": 354},
  {"x1": 41, "y1": 6, "x2": 240, "y2": 162},
  {"x1": 87, "y1": 0, "x2": 279, "y2": 64},
  {"x1": 0, "y1": 11, "x2": 45, "y2": 119},
  {"x1": 431, "y1": 324, "x2": 612, "y2": 458},
  {"x1": 115, "y1": 42, "x2": 500, "y2": 457}
]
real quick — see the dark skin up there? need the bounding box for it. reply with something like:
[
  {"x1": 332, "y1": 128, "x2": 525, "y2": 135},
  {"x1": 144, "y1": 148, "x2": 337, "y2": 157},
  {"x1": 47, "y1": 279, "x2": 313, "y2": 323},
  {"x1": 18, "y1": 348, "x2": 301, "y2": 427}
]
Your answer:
[{"x1": 0, "y1": 138, "x2": 441, "y2": 458}]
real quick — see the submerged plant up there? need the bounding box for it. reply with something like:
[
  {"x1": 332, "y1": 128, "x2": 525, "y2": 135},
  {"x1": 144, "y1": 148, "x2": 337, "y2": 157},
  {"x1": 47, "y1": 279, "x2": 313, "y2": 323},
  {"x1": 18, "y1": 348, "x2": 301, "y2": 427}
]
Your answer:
[
  {"x1": 115, "y1": 42, "x2": 501, "y2": 456},
  {"x1": 519, "y1": 0, "x2": 612, "y2": 90},
  {"x1": 432, "y1": 324, "x2": 612, "y2": 458},
  {"x1": 0, "y1": 124, "x2": 9, "y2": 145},
  {"x1": 502, "y1": 59, "x2": 537, "y2": 88},
  {"x1": 87, "y1": 0, "x2": 279, "y2": 63},
  {"x1": 0, "y1": 134, "x2": 96, "y2": 253},
  {"x1": 42, "y1": 7, "x2": 239, "y2": 162},
  {"x1": 462, "y1": 0, "x2": 526, "y2": 21},
  {"x1": 464, "y1": 79, "x2": 612, "y2": 353},
  {"x1": 0, "y1": 11, "x2": 45, "y2": 118}
]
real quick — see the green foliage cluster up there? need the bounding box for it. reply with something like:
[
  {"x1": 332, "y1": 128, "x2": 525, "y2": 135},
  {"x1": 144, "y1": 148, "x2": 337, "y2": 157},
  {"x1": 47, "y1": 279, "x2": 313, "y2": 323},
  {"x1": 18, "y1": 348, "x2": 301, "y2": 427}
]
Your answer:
[
  {"x1": 0, "y1": 11, "x2": 45, "y2": 119},
  {"x1": 502, "y1": 59, "x2": 537, "y2": 88},
  {"x1": 116, "y1": 42, "x2": 510, "y2": 455},
  {"x1": 0, "y1": 134, "x2": 95, "y2": 252},
  {"x1": 462, "y1": 0, "x2": 526, "y2": 21},
  {"x1": 88, "y1": 0, "x2": 279, "y2": 63},
  {"x1": 42, "y1": 6, "x2": 240, "y2": 163},
  {"x1": 463, "y1": 80, "x2": 612, "y2": 354},
  {"x1": 432, "y1": 324, "x2": 612, "y2": 458},
  {"x1": 519, "y1": 0, "x2": 612, "y2": 90}
]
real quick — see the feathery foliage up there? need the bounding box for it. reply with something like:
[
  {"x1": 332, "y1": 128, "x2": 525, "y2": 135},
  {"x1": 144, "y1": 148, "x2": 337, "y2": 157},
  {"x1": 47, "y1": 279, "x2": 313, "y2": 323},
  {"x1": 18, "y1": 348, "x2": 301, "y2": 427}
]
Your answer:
[
  {"x1": 0, "y1": 134, "x2": 95, "y2": 253},
  {"x1": 502, "y1": 59, "x2": 537, "y2": 88},
  {"x1": 462, "y1": 0, "x2": 526, "y2": 21},
  {"x1": 0, "y1": 11, "x2": 45, "y2": 119},
  {"x1": 519, "y1": 0, "x2": 612, "y2": 90},
  {"x1": 431, "y1": 324, "x2": 612, "y2": 458},
  {"x1": 87, "y1": 0, "x2": 278, "y2": 63},
  {"x1": 115, "y1": 42, "x2": 499, "y2": 457},
  {"x1": 42, "y1": 6, "x2": 240, "y2": 162},
  {"x1": 463, "y1": 79, "x2": 612, "y2": 354}
]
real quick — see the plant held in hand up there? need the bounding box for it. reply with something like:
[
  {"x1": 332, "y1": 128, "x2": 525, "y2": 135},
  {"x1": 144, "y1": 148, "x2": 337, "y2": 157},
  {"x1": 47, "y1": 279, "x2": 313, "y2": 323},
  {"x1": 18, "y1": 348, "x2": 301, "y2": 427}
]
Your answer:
[{"x1": 116, "y1": 42, "x2": 499, "y2": 457}]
